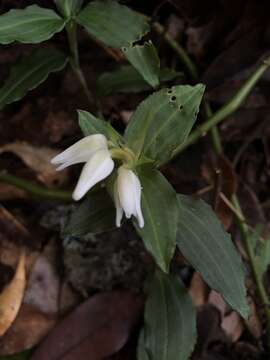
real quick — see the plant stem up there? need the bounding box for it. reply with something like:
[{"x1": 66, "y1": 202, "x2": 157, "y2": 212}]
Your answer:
[
  {"x1": 232, "y1": 195, "x2": 270, "y2": 349},
  {"x1": 172, "y1": 57, "x2": 270, "y2": 157},
  {"x1": 153, "y1": 22, "x2": 199, "y2": 80},
  {"x1": 0, "y1": 172, "x2": 72, "y2": 202},
  {"x1": 66, "y1": 20, "x2": 96, "y2": 110}
]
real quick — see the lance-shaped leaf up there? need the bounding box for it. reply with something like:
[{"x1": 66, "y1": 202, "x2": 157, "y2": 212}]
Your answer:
[
  {"x1": 0, "y1": 5, "x2": 66, "y2": 44},
  {"x1": 176, "y1": 195, "x2": 249, "y2": 318},
  {"x1": 55, "y1": 0, "x2": 83, "y2": 18},
  {"x1": 136, "y1": 168, "x2": 178, "y2": 273},
  {"x1": 125, "y1": 84, "x2": 205, "y2": 166},
  {"x1": 138, "y1": 271, "x2": 196, "y2": 360},
  {"x1": 64, "y1": 190, "x2": 116, "y2": 236},
  {"x1": 122, "y1": 41, "x2": 160, "y2": 88},
  {"x1": 78, "y1": 110, "x2": 123, "y2": 145},
  {"x1": 97, "y1": 66, "x2": 182, "y2": 96},
  {"x1": 77, "y1": 0, "x2": 149, "y2": 48},
  {"x1": 0, "y1": 49, "x2": 68, "y2": 110}
]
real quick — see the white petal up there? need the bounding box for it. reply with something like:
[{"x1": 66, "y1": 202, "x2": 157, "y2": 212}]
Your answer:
[
  {"x1": 51, "y1": 134, "x2": 107, "y2": 167},
  {"x1": 117, "y1": 168, "x2": 137, "y2": 218},
  {"x1": 72, "y1": 149, "x2": 114, "y2": 201},
  {"x1": 133, "y1": 175, "x2": 144, "y2": 228},
  {"x1": 114, "y1": 181, "x2": 123, "y2": 227}
]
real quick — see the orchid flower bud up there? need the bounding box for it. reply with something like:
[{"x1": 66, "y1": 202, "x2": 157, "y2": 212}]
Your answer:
[
  {"x1": 51, "y1": 134, "x2": 114, "y2": 201},
  {"x1": 115, "y1": 167, "x2": 144, "y2": 228}
]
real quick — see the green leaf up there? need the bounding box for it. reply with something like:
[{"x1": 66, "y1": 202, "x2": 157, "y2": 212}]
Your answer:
[
  {"x1": 137, "y1": 329, "x2": 150, "y2": 360},
  {"x1": 64, "y1": 189, "x2": 116, "y2": 236},
  {"x1": 250, "y1": 225, "x2": 270, "y2": 280},
  {"x1": 122, "y1": 41, "x2": 160, "y2": 88},
  {"x1": 176, "y1": 195, "x2": 249, "y2": 318},
  {"x1": 125, "y1": 84, "x2": 205, "y2": 165},
  {"x1": 0, "y1": 5, "x2": 66, "y2": 44},
  {"x1": 136, "y1": 168, "x2": 178, "y2": 273},
  {"x1": 78, "y1": 110, "x2": 123, "y2": 144},
  {"x1": 138, "y1": 270, "x2": 196, "y2": 360},
  {"x1": 97, "y1": 65, "x2": 182, "y2": 96},
  {"x1": 0, "y1": 48, "x2": 68, "y2": 110},
  {"x1": 77, "y1": 0, "x2": 149, "y2": 48},
  {"x1": 55, "y1": 0, "x2": 83, "y2": 18}
]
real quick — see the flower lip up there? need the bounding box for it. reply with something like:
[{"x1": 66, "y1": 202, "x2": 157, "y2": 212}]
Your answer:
[
  {"x1": 51, "y1": 134, "x2": 114, "y2": 201},
  {"x1": 72, "y1": 148, "x2": 114, "y2": 201},
  {"x1": 115, "y1": 167, "x2": 144, "y2": 228},
  {"x1": 51, "y1": 134, "x2": 107, "y2": 169}
]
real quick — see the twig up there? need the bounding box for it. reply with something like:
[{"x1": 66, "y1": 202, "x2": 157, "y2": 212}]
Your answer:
[
  {"x1": 153, "y1": 22, "x2": 198, "y2": 80},
  {"x1": 172, "y1": 57, "x2": 270, "y2": 157},
  {"x1": 66, "y1": 20, "x2": 97, "y2": 111},
  {"x1": 0, "y1": 172, "x2": 72, "y2": 202}
]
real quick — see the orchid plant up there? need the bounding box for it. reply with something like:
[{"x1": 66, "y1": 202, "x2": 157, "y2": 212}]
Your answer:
[{"x1": 0, "y1": 0, "x2": 250, "y2": 359}]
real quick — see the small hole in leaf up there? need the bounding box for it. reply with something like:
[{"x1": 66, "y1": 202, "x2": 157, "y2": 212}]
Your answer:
[
  {"x1": 167, "y1": 89, "x2": 173, "y2": 94},
  {"x1": 122, "y1": 47, "x2": 127, "y2": 52},
  {"x1": 171, "y1": 96, "x2": 176, "y2": 101},
  {"x1": 179, "y1": 105, "x2": 183, "y2": 110}
]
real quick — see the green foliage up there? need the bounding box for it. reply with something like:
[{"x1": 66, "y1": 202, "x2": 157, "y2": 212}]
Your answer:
[
  {"x1": 0, "y1": 5, "x2": 66, "y2": 44},
  {"x1": 97, "y1": 66, "x2": 182, "y2": 96},
  {"x1": 125, "y1": 84, "x2": 205, "y2": 165},
  {"x1": 138, "y1": 270, "x2": 196, "y2": 360},
  {"x1": 78, "y1": 110, "x2": 123, "y2": 145},
  {"x1": 55, "y1": 0, "x2": 83, "y2": 18},
  {"x1": 176, "y1": 195, "x2": 249, "y2": 318},
  {"x1": 77, "y1": 0, "x2": 149, "y2": 48},
  {"x1": 0, "y1": 49, "x2": 68, "y2": 110},
  {"x1": 250, "y1": 225, "x2": 270, "y2": 281},
  {"x1": 136, "y1": 168, "x2": 178, "y2": 273},
  {"x1": 122, "y1": 41, "x2": 160, "y2": 88},
  {"x1": 64, "y1": 189, "x2": 116, "y2": 236}
]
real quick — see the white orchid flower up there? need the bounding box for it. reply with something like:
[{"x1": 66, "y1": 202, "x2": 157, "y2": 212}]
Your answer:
[
  {"x1": 51, "y1": 134, "x2": 114, "y2": 201},
  {"x1": 114, "y1": 167, "x2": 144, "y2": 228}
]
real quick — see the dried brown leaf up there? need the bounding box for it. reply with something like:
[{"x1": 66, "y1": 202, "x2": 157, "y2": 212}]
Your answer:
[
  {"x1": 0, "y1": 303, "x2": 56, "y2": 356},
  {"x1": 0, "y1": 252, "x2": 26, "y2": 336},
  {"x1": 221, "y1": 311, "x2": 244, "y2": 342},
  {"x1": 31, "y1": 291, "x2": 143, "y2": 360},
  {"x1": 189, "y1": 272, "x2": 208, "y2": 307},
  {"x1": 208, "y1": 290, "x2": 227, "y2": 318},
  {"x1": 0, "y1": 142, "x2": 67, "y2": 187}
]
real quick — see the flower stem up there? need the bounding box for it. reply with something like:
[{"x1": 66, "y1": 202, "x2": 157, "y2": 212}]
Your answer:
[
  {"x1": 172, "y1": 57, "x2": 270, "y2": 157},
  {"x1": 110, "y1": 147, "x2": 135, "y2": 164},
  {"x1": 153, "y1": 22, "x2": 199, "y2": 80},
  {"x1": 66, "y1": 20, "x2": 96, "y2": 110},
  {"x1": 0, "y1": 172, "x2": 72, "y2": 202}
]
